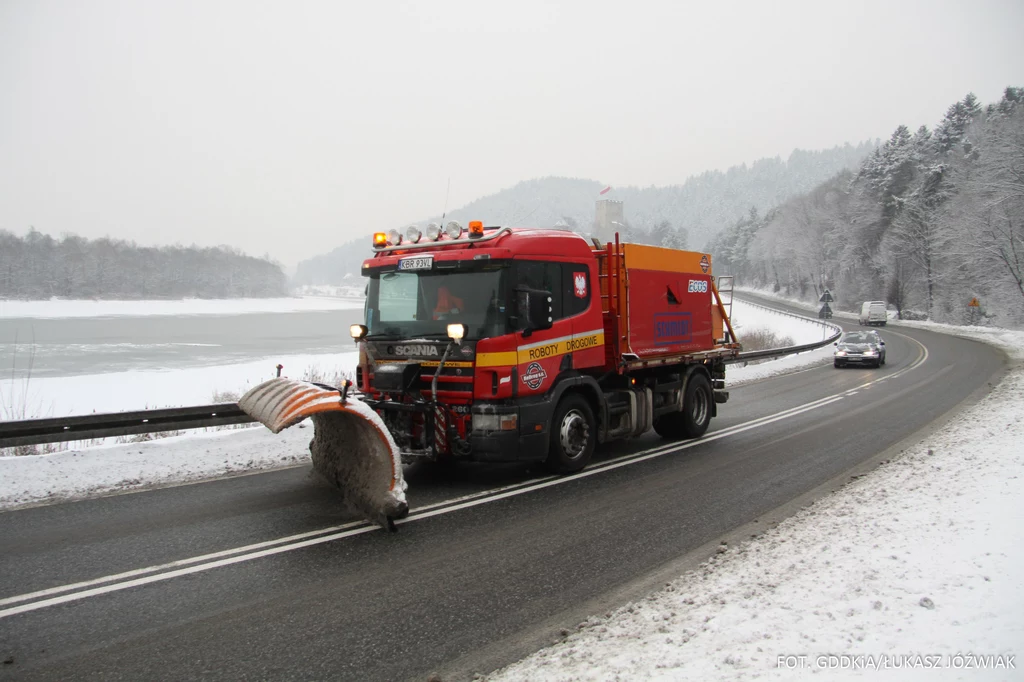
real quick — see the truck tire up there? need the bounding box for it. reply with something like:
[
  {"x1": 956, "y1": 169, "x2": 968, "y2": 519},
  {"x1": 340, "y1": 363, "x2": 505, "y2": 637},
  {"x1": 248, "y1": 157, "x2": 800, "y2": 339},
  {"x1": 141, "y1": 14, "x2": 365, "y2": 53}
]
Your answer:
[
  {"x1": 545, "y1": 394, "x2": 595, "y2": 473},
  {"x1": 653, "y1": 373, "x2": 713, "y2": 440}
]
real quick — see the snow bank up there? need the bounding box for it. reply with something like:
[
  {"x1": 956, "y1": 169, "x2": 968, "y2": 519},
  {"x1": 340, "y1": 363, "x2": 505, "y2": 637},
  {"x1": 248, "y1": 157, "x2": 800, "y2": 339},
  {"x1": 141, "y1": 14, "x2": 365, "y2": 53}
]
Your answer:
[
  {"x1": 730, "y1": 299, "x2": 835, "y2": 346},
  {"x1": 0, "y1": 296, "x2": 363, "y2": 319},
  {"x1": 0, "y1": 426, "x2": 313, "y2": 508},
  {"x1": 725, "y1": 299, "x2": 837, "y2": 385}
]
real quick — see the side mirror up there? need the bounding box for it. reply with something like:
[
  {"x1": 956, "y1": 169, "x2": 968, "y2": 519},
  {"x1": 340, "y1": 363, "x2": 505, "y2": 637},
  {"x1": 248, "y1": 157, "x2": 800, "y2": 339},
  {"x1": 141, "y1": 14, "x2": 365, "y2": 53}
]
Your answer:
[
  {"x1": 880, "y1": 340, "x2": 885, "y2": 345},
  {"x1": 514, "y1": 286, "x2": 553, "y2": 336},
  {"x1": 833, "y1": 342, "x2": 838, "y2": 346}
]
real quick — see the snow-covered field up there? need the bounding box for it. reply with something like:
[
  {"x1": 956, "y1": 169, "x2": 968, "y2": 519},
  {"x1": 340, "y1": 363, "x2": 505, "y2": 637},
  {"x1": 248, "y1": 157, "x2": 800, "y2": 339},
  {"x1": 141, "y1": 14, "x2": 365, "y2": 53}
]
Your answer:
[{"x1": 0, "y1": 296, "x2": 362, "y2": 319}]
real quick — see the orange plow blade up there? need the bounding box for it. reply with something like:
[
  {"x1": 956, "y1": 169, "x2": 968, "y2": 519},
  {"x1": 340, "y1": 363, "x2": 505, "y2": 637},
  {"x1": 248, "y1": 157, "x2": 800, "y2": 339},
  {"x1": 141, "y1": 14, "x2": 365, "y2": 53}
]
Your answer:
[{"x1": 238, "y1": 378, "x2": 408, "y2": 530}]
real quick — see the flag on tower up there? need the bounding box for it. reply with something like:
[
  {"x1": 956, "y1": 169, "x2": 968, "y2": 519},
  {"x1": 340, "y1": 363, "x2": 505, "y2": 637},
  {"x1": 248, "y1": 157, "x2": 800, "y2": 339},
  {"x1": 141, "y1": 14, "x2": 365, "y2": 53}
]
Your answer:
[{"x1": 599, "y1": 186, "x2": 611, "y2": 195}]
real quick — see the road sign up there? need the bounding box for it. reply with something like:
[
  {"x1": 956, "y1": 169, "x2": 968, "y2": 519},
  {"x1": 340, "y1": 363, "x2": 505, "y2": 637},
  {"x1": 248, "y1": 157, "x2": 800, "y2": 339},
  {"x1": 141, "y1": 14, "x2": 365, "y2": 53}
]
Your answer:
[
  {"x1": 819, "y1": 290, "x2": 833, "y2": 303},
  {"x1": 818, "y1": 303, "x2": 833, "y2": 319},
  {"x1": 968, "y1": 297, "x2": 980, "y2": 307}
]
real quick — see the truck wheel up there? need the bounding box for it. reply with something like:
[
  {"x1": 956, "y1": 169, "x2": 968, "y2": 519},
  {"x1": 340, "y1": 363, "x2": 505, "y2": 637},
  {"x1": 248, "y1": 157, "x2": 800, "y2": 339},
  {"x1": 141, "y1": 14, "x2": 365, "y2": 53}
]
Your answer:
[
  {"x1": 653, "y1": 373, "x2": 713, "y2": 440},
  {"x1": 545, "y1": 394, "x2": 595, "y2": 473}
]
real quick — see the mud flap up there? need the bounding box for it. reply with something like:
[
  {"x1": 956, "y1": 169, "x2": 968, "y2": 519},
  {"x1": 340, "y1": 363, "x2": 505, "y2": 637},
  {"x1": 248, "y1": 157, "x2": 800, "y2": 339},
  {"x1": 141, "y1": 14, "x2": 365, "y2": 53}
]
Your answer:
[{"x1": 238, "y1": 378, "x2": 408, "y2": 530}]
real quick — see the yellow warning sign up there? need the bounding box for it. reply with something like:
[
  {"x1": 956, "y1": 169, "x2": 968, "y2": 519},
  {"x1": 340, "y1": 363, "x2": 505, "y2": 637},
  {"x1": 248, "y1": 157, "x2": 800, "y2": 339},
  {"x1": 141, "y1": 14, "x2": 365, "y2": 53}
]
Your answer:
[{"x1": 968, "y1": 297, "x2": 981, "y2": 307}]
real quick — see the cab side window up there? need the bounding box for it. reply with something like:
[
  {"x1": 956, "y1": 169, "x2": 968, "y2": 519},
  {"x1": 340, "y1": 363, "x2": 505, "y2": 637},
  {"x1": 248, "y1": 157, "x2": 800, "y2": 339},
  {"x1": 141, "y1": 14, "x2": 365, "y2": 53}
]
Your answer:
[{"x1": 517, "y1": 261, "x2": 563, "y2": 320}]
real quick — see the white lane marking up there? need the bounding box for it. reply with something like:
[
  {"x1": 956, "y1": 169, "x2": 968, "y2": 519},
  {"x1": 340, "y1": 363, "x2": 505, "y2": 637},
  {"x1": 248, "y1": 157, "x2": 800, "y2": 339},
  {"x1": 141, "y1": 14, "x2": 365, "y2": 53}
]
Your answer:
[
  {"x1": 0, "y1": 474, "x2": 561, "y2": 609},
  {"x1": 0, "y1": 333, "x2": 932, "y2": 620},
  {"x1": 0, "y1": 525, "x2": 382, "y2": 619}
]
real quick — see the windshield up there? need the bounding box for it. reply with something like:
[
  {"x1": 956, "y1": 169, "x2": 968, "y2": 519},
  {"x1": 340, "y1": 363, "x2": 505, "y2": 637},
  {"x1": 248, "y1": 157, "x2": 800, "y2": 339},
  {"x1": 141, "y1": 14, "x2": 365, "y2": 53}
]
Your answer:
[
  {"x1": 841, "y1": 332, "x2": 876, "y2": 344},
  {"x1": 365, "y1": 264, "x2": 508, "y2": 339}
]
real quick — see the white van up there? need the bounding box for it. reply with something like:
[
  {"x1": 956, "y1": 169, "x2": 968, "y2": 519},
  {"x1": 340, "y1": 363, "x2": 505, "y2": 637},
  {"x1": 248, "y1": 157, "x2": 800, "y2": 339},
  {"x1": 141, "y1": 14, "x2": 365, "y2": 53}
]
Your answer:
[{"x1": 859, "y1": 301, "x2": 887, "y2": 326}]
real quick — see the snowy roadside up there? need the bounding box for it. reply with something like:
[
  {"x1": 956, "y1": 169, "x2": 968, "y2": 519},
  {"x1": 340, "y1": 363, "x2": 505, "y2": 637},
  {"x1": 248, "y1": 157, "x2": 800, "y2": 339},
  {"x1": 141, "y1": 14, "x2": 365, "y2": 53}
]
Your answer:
[
  {"x1": 487, "y1": 327, "x2": 1024, "y2": 681},
  {"x1": 0, "y1": 426, "x2": 314, "y2": 509},
  {"x1": 0, "y1": 301, "x2": 829, "y2": 509}
]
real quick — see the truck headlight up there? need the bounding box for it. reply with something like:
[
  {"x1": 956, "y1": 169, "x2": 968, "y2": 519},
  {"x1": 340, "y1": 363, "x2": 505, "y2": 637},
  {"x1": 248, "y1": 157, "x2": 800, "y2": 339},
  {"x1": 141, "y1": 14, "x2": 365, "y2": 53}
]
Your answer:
[{"x1": 472, "y1": 413, "x2": 518, "y2": 431}]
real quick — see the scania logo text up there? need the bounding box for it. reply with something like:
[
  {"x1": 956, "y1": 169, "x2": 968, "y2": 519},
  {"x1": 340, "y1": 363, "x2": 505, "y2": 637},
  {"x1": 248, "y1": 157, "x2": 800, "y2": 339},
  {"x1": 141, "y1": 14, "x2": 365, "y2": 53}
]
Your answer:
[{"x1": 387, "y1": 345, "x2": 440, "y2": 356}]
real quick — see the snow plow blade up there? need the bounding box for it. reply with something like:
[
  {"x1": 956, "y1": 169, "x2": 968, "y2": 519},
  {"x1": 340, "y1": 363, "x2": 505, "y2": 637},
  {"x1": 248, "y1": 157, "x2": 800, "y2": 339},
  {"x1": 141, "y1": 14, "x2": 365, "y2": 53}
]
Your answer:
[{"x1": 238, "y1": 378, "x2": 408, "y2": 530}]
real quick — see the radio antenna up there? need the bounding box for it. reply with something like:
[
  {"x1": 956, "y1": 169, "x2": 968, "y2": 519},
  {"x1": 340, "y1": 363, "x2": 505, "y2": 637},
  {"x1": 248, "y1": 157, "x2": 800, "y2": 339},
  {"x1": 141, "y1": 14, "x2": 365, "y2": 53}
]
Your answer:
[{"x1": 441, "y1": 177, "x2": 451, "y2": 222}]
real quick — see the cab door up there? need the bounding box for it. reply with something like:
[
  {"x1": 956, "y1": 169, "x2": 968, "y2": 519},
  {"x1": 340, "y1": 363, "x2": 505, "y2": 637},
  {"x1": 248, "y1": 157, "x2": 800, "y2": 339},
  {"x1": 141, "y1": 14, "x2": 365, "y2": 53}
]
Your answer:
[{"x1": 513, "y1": 260, "x2": 568, "y2": 397}]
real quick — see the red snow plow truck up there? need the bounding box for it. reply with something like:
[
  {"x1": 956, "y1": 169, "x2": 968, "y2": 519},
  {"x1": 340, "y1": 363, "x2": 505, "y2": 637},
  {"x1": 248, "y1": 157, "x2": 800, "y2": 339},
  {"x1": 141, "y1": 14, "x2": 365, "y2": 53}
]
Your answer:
[
  {"x1": 240, "y1": 222, "x2": 741, "y2": 529},
  {"x1": 350, "y1": 222, "x2": 739, "y2": 473}
]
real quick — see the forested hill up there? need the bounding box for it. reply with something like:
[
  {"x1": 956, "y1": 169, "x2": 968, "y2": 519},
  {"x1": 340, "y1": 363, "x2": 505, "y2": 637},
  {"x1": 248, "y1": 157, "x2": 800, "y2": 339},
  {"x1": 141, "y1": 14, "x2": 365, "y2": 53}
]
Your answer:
[
  {"x1": 292, "y1": 142, "x2": 874, "y2": 286},
  {"x1": 0, "y1": 230, "x2": 288, "y2": 299},
  {"x1": 710, "y1": 87, "x2": 1024, "y2": 327}
]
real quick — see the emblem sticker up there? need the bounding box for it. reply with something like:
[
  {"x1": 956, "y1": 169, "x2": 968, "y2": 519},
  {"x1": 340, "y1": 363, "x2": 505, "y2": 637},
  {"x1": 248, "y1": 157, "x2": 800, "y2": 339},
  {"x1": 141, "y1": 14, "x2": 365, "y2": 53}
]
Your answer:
[
  {"x1": 699, "y1": 254, "x2": 710, "y2": 273},
  {"x1": 521, "y1": 362, "x2": 548, "y2": 390},
  {"x1": 574, "y1": 272, "x2": 588, "y2": 298}
]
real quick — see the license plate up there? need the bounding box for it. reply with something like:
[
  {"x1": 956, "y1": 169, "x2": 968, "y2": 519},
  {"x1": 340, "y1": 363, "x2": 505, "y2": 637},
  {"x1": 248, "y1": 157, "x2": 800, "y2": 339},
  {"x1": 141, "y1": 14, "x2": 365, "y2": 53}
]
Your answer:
[{"x1": 398, "y1": 256, "x2": 433, "y2": 271}]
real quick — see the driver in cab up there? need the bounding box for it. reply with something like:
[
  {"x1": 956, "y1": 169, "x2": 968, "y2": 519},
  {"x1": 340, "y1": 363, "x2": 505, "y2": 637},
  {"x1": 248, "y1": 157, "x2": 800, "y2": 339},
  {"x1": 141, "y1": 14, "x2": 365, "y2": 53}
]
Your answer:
[{"x1": 433, "y1": 285, "x2": 465, "y2": 320}]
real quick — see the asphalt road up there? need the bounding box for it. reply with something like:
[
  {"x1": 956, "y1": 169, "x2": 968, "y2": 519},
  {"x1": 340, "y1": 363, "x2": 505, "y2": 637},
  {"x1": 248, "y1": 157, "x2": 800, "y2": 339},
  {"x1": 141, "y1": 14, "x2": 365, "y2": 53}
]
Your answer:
[{"x1": 0, "y1": 299, "x2": 1008, "y2": 681}]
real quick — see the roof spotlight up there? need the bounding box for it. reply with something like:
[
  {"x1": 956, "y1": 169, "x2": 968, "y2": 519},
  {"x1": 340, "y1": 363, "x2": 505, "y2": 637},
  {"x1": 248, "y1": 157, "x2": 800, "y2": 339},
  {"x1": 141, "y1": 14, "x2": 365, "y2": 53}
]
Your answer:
[
  {"x1": 387, "y1": 228, "x2": 403, "y2": 246},
  {"x1": 445, "y1": 221, "x2": 463, "y2": 240},
  {"x1": 405, "y1": 225, "x2": 422, "y2": 244},
  {"x1": 426, "y1": 222, "x2": 443, "y2": 241}
]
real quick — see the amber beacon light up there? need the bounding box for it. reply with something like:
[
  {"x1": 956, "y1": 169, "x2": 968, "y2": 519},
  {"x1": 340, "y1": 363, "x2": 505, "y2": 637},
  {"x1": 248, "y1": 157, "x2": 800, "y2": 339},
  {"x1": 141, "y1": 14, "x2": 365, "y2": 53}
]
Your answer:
[{"x1": 468, "y1": 221, "x2": 484, "y2": 238}]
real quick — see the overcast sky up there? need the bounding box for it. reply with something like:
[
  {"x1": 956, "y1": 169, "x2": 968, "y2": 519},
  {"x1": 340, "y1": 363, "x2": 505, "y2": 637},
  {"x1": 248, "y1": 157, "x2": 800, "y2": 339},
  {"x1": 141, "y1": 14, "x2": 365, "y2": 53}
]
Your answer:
[{"x1": 1, "y1": 0, "x2": 1022, "y2": 266}]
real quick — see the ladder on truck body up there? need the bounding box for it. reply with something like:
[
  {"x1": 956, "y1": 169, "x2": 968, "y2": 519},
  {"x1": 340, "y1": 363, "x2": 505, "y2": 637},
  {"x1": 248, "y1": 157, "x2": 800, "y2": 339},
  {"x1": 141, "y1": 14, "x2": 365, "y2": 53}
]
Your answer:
[{"x1": 716, "y1": 275, "x2": 736, "y2": 344}]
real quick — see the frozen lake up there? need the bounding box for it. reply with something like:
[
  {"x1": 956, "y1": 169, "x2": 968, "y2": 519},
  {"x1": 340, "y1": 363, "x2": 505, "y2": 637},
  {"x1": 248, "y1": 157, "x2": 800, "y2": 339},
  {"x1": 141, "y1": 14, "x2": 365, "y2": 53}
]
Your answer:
[
  {"x1": 0, "y1": 298, "x2": 365, "y2": 417},
  {"x1": 0, "y1": 298, "x2": 364, "y2": 379}
]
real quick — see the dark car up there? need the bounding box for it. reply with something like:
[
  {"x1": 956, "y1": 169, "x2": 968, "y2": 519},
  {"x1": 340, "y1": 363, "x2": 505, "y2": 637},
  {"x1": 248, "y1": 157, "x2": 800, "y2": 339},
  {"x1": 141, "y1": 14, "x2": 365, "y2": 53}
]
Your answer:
[{"x1": 834, "y1": 330, "x2": 886, "y2": 368}]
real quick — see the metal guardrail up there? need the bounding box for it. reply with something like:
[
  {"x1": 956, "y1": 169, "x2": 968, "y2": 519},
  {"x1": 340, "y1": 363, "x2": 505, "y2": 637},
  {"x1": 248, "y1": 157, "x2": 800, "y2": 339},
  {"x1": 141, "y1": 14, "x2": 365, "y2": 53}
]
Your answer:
[
  {"x1": 0, "y1": 404, "x2": 254, "y2": 449},
  {"x1": 1, "y1": 299, "x2": 844, "y2": 449},
  {"x1": 729, "y1": 297, "x2": 843, "y2": 363}
]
